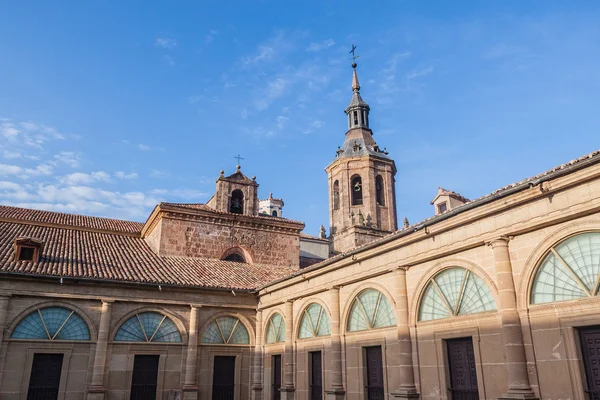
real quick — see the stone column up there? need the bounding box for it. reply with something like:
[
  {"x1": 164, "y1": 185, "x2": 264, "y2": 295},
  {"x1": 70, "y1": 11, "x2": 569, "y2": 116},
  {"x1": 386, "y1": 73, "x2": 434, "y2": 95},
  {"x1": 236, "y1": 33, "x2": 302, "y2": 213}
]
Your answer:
[
  {"x1": 183, "y1": 305, "x2": 201, "y2": 400},
  {"x1": 488, "y1": 237, "x2": 537, "y2": 400},
  {"x1": 88, "y1": 300, "x2": 113, "y2": 400},
  {"x1": 326, "y1": 287, "x2": 345, "y2": 400},
  {"x1": 281, "y1": 301, "x2": 295, "y2": 400},
  {"x1": 252, "y1": 310, "x2": 264, "y2": 400},
  {"x1": 391, "y1": 269, "x2": 419, "y2": 399},
  {"x1": 0, "y1": 295, "x2": 11, "y2": 387}
]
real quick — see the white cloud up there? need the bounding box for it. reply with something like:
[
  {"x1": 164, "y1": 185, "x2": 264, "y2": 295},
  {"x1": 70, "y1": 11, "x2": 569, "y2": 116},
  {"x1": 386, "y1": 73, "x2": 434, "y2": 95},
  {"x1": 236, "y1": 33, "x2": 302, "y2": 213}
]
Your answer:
[
  {"x1": 2, "y1": 150, "x2": 22, "y2": 159},
  {"x1": 115, "y1": 171, "x2": 138, "y2": 180},
  {"x1": 406, "y1": 66, "x2": 434, "y2": 80},
  {"x1": 150, "y1": 169, "x2": 169, "y2": 178},
  {"x1": 60, "y1": 171, "x2": 110, "y2": 185},
  {"x1": 306, "y1": 39, "x2": 335, "y2": 52},
  {"x1": 206, "y1": 29, "x2": 219, "y2": 44},
  {"x1": 54, "y1": 151, "x2": 81, "y2": 168},
  {"x1": 0, "y1": 163, "x2": 54, "y2": 178},
  {"x1": 163, "y1": 55, "x2": 175, "y2": 66},
  {"x1": 254, "y1": 78, "x2": 291, "y2": 110},
  {"x1": 243, "y1": 46, "x2": 276, "y2": 66},
  {"x1": 0, "y1": 122, "x2": 19, "y2": 137},
  {"x1": 155, "y1": 37, "x2": 177, "y2": 49}
]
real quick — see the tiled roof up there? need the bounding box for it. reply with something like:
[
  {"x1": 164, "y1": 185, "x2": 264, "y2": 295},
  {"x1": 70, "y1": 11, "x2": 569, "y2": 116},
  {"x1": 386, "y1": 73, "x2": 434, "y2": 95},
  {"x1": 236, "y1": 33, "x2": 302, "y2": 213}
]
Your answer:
[
  {"x1": 0, "y1": 205, "x2": 143, "y2": 234},
  {"x1": 160, "y1": 202, "x2": 305, "y2": 225},
  {"x1": 430, "y1": 187, "x2": 470, "y2": 205},
  {"x1": 0, "y1": 220, "x2": 296, "y2": 290},
  {"x1": 299, "y1": 256, "x2": 325, "y2": 269}
]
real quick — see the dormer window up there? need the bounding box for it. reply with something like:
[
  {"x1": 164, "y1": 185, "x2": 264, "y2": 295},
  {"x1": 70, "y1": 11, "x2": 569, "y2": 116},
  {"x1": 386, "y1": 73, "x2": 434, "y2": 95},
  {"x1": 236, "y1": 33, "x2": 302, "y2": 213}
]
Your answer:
[
  {"x1": 437, "y1": 202, "x2": 448, "y2": 214},
  {"x1": 14, "y1": 237, "x2": 44, "y2": 262}
]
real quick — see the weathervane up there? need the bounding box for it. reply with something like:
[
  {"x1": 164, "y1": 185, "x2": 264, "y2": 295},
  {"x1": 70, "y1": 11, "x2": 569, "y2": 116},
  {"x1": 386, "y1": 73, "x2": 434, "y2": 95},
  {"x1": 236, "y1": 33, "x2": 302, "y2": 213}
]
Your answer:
[{"x1": 349, "y1": 44, "x2": 360, "y2": 68}]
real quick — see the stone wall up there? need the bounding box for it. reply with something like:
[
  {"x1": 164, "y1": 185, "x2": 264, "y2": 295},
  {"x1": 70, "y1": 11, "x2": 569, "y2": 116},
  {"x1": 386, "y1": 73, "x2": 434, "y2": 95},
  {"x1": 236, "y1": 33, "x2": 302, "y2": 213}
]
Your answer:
[{"x1": 148, "y1": 215, "x2": 301, "y2": 267}]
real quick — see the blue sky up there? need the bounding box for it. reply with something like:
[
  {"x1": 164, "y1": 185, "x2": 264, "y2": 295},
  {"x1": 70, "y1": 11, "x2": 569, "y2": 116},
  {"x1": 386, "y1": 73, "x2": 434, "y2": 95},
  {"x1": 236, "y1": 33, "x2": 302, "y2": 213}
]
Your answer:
[{"x1": 1, "y1": 1, "x2": 599, "y2": 236}]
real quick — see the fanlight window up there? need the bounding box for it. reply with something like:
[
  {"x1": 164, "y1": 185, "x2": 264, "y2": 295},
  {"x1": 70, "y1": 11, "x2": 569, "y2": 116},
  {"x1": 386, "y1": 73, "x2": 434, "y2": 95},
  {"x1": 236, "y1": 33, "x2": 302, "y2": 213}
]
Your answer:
[
  {"x1": 202, "y1": 316, "x2": 250, "y2": 345},
  {"x1": 418, "y1": 268, "x2": 496, "y2": 321},
  {"x1": 265, "y1": 313, "x2": 285, "y2": 344},
  {"x1": 299, "y1": 303, "x2": 331, "y2": 339},
  {"x1": 531, "y1": 232, "x2": 600, "y2": 305},
  {"x1": 347, "y1": 289, "x2": 396, "y2": 332},
  {"x1": 11, "y1": 306, "x2": 90, "y2": 340},
  {"x1": 115, "y1": 312, "x2": 182, "y2": 342}
]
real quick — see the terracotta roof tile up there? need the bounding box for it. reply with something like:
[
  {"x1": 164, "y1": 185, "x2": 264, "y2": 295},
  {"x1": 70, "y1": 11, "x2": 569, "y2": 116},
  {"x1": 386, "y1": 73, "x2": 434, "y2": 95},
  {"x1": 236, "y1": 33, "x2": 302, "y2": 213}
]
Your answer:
[
  {"x1": 0, "y1": 205, "x2": 143, "y2": 234},
  {"x1": 0, "y1": 220, "x2": 296, "y2": 290}
]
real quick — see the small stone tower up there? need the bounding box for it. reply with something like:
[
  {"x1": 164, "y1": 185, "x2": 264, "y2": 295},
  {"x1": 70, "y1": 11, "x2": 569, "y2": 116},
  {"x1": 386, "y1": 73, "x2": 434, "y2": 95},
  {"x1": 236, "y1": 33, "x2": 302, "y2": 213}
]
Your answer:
[
  {"x1": 259, "y1": 193, "x2": 284, "y2": 217},
  {"x1": 326, "y1": 62, "x2": 398, "y2": 254},
  {"x1": 207, "y1": 165, "x2": 259, "y2": 216}
]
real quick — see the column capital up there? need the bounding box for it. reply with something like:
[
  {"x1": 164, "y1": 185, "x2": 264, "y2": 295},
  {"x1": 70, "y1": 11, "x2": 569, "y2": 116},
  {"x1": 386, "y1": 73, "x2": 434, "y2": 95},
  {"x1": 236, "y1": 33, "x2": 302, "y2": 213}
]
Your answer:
[
  {"x1": 100, "y1": 299, "x2": 115, "y2": 306},
  {"x1": 189, "y1": 304, "x2": 202, "y2": 310},
  {"x1": 486, "y1": 235, "x2": 512, "y2": 248},
  {"x1": 328, "y1": 285, "x2": 342, "y2": 292}
]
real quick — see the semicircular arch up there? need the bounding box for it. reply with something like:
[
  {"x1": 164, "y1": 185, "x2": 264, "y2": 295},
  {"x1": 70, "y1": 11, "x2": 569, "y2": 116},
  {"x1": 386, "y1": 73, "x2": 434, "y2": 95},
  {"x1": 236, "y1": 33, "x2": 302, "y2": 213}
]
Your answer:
[
  {"x1": 341, "y1": 282, "x2": 397, "y2": 334},
  {"x1": 7, "y1": 300, "x2": 97, "y2": 341},
  {"x1": 110, "y1": 307, "x2": 188, "y2": 344},
  {"x1": 519, "y1": 221, "x2": 600, "y2": 308},
  {"x1": 410, "y1": 258, "x2": 499, "y2": 325},
  {"x1": 199, "y1": 311, "x2": 255, "y2": 346}
]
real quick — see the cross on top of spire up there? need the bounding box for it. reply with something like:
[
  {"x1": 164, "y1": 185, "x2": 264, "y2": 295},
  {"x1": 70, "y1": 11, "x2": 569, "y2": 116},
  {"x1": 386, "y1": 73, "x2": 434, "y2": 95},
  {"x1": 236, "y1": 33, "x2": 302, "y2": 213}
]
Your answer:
[{"x1": 349, "y1": 45, "x2": 361, "y2": 92}]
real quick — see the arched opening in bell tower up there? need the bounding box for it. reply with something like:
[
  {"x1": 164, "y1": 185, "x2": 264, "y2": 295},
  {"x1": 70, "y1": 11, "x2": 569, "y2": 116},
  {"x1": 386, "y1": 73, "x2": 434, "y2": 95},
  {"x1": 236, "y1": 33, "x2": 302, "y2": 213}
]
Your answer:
[
  {"x1": 376, "y1": 175, "x2": 385, "y2": 206},
  {"x1": 230, "y1": 189, "x2": 244, "y2": 214},
  {"x1": 333, "y1": 180, "x2": 340, "y2": 210},
  {"x1": 351, "y1": 175, "x2": 363, "y2": 206}
]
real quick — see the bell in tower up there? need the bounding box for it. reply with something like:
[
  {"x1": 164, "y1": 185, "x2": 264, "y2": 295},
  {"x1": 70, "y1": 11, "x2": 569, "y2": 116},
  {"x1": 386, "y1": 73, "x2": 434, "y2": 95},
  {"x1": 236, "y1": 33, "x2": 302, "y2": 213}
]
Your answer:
[{"x1": 325, "y1": 55, "x2": 398, "y2": 255}]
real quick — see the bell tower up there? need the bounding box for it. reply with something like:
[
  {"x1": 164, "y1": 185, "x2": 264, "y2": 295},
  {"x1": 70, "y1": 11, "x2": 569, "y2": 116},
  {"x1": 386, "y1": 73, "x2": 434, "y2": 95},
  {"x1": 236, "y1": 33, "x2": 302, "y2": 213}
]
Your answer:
[{"x1": 325, "y1": 60, "x2": 398, "y2": 254}]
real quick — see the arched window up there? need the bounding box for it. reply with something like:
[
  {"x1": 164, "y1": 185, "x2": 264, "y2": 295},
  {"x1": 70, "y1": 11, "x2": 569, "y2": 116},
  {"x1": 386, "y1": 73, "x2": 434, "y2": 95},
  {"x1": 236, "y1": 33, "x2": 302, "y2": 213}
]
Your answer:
[
  {"x1": 351, "y1": 175, "x2": 362, "y2": 206},
  {"x1": 230, "y1": 189, "x2": 244, "y2": 214},
  {"x1": 347, "y1": 289, "x2": 396, "y2": 332},
  {"x1": 11, "y1": 306, "x2": 90, "y2": 340},
  {"x1": 265, "y1": 313, "x2": 285, "y2": 344},
  {"x1": 375, "y1": 176, "x2": 384, "y2": 206},
  {"x1": 224, "y1": 253, "x2": 245, "y2": 263},
  {"x1": 333, "y1": 180, "x2": 340, "y2": 210},
  {"x1": 272, "y1": 210, "x2": 278, "y2": 217},
  {"x1": 298, "y1": 303, "x2": 331, "y2": 339},
  {"x1": 115, "y1": 312, "x2": 182, "y2": 342},
  {"x1": 202, "y1": 316, "x2": 250, "y2": 345},
  {"x1": 418, "y1": 268, "x2": 496, "y2": 321},
  {"x1": 531, "y1": 232, "x2": 600, "y2": 304}
]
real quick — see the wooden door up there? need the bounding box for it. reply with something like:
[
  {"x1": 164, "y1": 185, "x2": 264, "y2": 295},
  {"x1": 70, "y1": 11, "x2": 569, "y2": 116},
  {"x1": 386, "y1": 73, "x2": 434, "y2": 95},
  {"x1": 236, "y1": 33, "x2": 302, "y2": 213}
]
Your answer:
[
  {"x1": 272, "y1": 355, "x2": 282, "y2": 400},
  {"x1": 447, "y1": 338, "x2": 479, "y2": 400},
  {"x1": 27, "y1": 353, "x2": 64, "y2": 400},
  {"x1": 213, "y1": 356, "x2": 236, "y2": 400},
  {"x1": 130, "y1": 355, "x2": 160, "y2": 400},
  {"x1": 364, "y1": 346, "x2": 384, "y2": 400},
  {"x1": 580, "y1": 326, "x2": 600, "y2": 399},
  {"x1": 310, "y1": 351, "x2": 323, "y2": 400}
]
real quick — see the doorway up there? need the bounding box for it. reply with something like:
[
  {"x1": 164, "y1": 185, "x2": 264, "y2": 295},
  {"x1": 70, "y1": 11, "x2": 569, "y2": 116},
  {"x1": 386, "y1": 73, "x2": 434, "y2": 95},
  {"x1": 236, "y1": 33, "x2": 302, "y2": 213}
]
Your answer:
[
  {"x1": 309, "y1": 351, "x2": 322, "y2": 400},
  {"x1": 130, "y1": 354, "x2": 160, "y2": 400},
  {"x1": 364, "y1": 346, "x2": 384, "y2": 400},
  {"x1": 27, "y1": 353, "x2": 63, "y2": 400},
  {"x1": 580, "y1": 326, "x2": 600, "y2": 399},
  {"x1": 213, "y1": 356, "x2": 236, "y2": 400},
  {"x1": 272, "y1": 355, "x2": 282, "y2": 400},
  {"x1": 447, "y1": 337, "x2": 479, "y2": 400}
]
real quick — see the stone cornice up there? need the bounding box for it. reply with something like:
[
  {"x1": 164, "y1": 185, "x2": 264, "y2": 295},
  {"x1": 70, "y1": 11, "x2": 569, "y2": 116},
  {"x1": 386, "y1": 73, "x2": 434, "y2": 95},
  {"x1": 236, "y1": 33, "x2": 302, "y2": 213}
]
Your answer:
[{"x1": 142, "y1": 203, "x2": 304, "y2": 238}]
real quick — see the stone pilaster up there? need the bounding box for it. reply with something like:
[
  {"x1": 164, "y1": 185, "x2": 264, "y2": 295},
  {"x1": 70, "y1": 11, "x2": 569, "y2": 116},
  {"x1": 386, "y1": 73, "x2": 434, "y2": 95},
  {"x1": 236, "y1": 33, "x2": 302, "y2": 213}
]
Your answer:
[
  {"x1": 183, "y1": 305, "x2": 201, "y2": 400},
  {"x1": 252, "y1": 310, "x2": 264, "y2": 400},
  {"x1": 281, "y1": 301, "x2": 295, "y2": 400},
  {"x1": 488, "y1": 237, "x2": 538, "y2": 400},
  {"x1": 87, "y1": 300, "x2": 113, "y2": 400},
  {"x1": 391, "y1": 269, "x2": 419, "y2": 399},
  {"x1": 326, "y1": 287, "x2": 345, "y2": 400},
  {"x1": 0, "y1": 295, "x2": 11, "y2": 388}
]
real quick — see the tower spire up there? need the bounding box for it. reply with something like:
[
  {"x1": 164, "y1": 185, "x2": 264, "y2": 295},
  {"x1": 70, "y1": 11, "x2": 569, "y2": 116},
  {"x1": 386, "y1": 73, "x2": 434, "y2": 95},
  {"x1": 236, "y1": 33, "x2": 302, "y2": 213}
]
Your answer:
[
  {"x1": 345, "y1": 47, "x2": 370, "y2": 130},
  {"x1": 352, "y1": 65, "x2": 361, "y2": 92}
]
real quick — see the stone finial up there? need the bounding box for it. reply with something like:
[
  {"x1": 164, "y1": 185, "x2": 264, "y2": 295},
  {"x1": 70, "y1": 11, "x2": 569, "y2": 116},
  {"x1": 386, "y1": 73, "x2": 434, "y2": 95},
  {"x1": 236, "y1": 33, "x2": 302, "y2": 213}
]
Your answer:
[
  {"x1": 403, "y1": 217, "x2": 409, "y2": 228},
  {"x1": 219, "y1": 170, "x2": 225, "y2": 177},
  {"x1": 269, "y1": 192, "x2": 273, "y2": 199},
  {"x1": 366, "y1": 213, "x2": 372, "y2": 227},
  {"x1": 252, "y1": 176, "x2": 256, "y2": 181},
  {"x1": 319, "y1": 225, "x2": 327, "y2": 239},
  {"x1": 358, "y1": 210, "x2": 364, "y2": 225},
  {"x1": 236, "y1": 165, "x2": 241, "y2": 171},
  {"x1": 350, "y1": 211, "x2": 355, "y2": 225}
]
